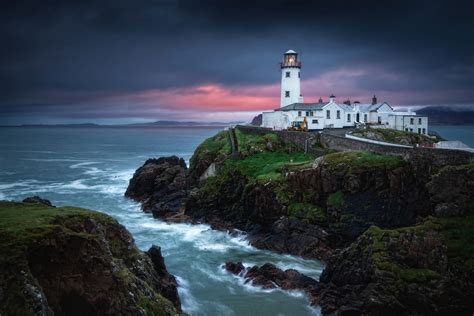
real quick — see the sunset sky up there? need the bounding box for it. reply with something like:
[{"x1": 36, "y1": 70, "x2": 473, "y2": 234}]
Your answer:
[{"x1": 1, "y1": 0, "x2": 473, "y2": 124}]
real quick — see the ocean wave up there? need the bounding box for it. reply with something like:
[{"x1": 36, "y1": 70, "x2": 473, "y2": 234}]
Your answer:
[
  {"x1": 0, "y1": 180, "x2": 40, "y2": 190},
  {"x1": 69, "y1": 161, "x2": 99, "y2": 169},
  {"x1": 21, "y1": 158, "x2": 84, "y2": 162},
  {"x1": 176, "y1": 276, "x2": 202, "y2": 314}
]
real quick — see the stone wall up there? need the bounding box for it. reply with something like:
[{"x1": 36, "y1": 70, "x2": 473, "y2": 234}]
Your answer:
[{"x1": 236, "y1": 125, "x2": 474, "y2": 166}]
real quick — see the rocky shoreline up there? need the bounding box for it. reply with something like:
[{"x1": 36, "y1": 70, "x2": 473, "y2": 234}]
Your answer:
[
  {"x1": 125, "y1": 127, "x2": 474, "y2": 314},
  {"x1": 0, "y1": 197, "x2": 183, "y2": 316}
]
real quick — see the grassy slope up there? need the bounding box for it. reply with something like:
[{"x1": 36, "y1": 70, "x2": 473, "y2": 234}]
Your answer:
[
  {"x1": 194, "y1": 128, "x2": 412, "y2": 224},
  {"x1": 0, "y1": 201, "x2": 116, "y2": 264}
]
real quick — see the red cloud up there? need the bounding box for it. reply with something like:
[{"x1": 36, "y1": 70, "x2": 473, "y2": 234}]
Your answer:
[{"x1": 120, "y1": 83, "x2": 281, "y2": 112}]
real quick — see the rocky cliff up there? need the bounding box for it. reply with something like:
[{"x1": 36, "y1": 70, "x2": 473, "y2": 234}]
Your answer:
[
  {"x1": 125, "y1": 127, "x2": 474, "y2": 314},
  {"x1": 0, "y1": 198, "x2": 183, "y2": 316}
]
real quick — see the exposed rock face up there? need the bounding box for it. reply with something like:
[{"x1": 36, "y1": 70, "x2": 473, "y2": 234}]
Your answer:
[
  {"x1": 317, "y1": 221, "x2": 474, "y2": 315},
  {"x1": 225, "y1": 261, "x2": 319, "y2": 305},
  {"x1": 427, "y1": 164, "x2": 474, "y2": 217},
  {"x1": 125, "y1": 156, "x2": 188, "y2": 218},
  {"x1": 146, "y1": 245, "x2": 181, "y2": 310},
  {"x1": 0, "y1": 201, "x2": 183, "y2": 316}
]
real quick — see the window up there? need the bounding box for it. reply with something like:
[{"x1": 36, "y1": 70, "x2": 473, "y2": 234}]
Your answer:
[
  {"x1": 356, "y1": 113, "x2": 360, "y2": 122},
  {"x1": 422, "y1": 128, "x2": 426, "y2": 134},
  {"x1": 285, "y1": 72, "x2": 290, "y2": 78},
  {"x1": 410, "y1": 118, "x2": 414, "y2": 124},
  {"x1": 298, "y1": 72, "x2": 300, "y2": 78},
  {"x1": 418, "y1": 128, "x2": 421, "y2": 134},
  {"x1": 285, "y1": 91, "x2": 290, "y2": 98},
  {"x1": 378, "y1": 116, "x2": 382, "y2": 124},
  {"x1": 306, "y1": 111, "x2": 309, "y2": 116},
  {"x1": 364, "y1": 114, "x2": 367, "y2": 122},
  {"x1": 405, "y1": 128, "x2": 409, "y2": 131},
  {"x1": 409, "y1": 128, "x2": 413, "y2": 132},
  {"x1": 298, "y1": 111, "x2": 301, "y2": 117},
  {"x1": 347, "y1": 113, "x2": 351, "y2": 122},
  {"x1": 310, "y1": 111, "x2": 314, "y2": 116},
  {"x1": 418, "y1": 118, "x2": 422, "y2": 124},
  {"x1": 326, "y1": 110, "x2": 330, "y2": 119},
  {"x1": 336, "y1": 110, "x2": 340, "y2": 119},
  {"x1": 312, "y1": 119, "x2": 318, "y2": 124}
]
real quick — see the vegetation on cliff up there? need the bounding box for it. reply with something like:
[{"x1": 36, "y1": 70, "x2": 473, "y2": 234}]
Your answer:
[
  {"x1": 352, "y1": 128, "x2": 440, "y2": 145},
  {"x1": 0, "y1": 200, "x2": 182, "y2": 316}
]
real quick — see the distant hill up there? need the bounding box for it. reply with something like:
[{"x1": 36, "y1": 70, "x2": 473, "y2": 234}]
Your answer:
[
  {"x1": 250, "y1": 114, "x2": 262, "y2": 126},
  {"x1": 3, "y1": 121, "x2": 242, "y2": 128},
  {"x1": 417, "y1": 106, "x2": 474, "y2": 125},
  {"x1": 130, "y1": 120, "x2": 241, "y2": 127}
]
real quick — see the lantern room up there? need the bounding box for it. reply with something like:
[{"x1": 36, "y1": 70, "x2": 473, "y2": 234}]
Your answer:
[{"x1": 281, "y1": 50, "x2": 301, "y2": 68}]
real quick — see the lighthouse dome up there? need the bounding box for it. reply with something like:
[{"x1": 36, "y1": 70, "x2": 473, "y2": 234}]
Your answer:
[{"x1": 285, "y1": 50, "x2": 297, "y2": 54}]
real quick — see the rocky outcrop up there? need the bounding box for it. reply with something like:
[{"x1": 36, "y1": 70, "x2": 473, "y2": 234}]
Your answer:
[
  {"x1": 125, "y1": 156, "x2": 188, "y2": 218},
  {"x1": 0, "y1": 200, "x2": 183, "y2": 316},
  {"x1": 23, "y1": 196, "x2": 55, "y2": 207},
  {"x1": 427, "y1": 163, "x2": 474, "y2": 217},
  {"x1": 317, "y1": 220, "x2": 474, "y2": 315},
  {"x1": 224, "y1": 261, "x2": 319, "y2": 305},
  {"x1": 125, "y1": 128, "x2": 474, "y2": 314}
]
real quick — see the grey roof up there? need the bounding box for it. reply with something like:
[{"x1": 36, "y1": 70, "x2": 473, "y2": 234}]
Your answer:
[
  {"x1": 336, "y1": 103, "x2": 354, "y2": 112},
  {"x1": 356, "y1": 102, "x2": 391, "y2": 112},
  {"x1": 276, "y1": 102, "x2": 326, "y2": 111}
]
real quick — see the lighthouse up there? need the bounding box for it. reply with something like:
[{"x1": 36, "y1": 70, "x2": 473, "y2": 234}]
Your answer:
[{"x1": 280, "y1": 50, "x2": 303, "y2": 107}]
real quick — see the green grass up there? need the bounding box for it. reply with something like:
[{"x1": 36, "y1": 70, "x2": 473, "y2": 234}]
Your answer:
[
  {"x1": 189, "y1": 130, "x2": 231, "y2": 168},
  {"x1": 324, "y1": 151, "x2": 406, "y2": 171},
  {"x1": 0, "y1": 201, "x2": 116, "y2": 248},
  {"x1": 288, "y1": 202, "x2": 326, "y2": 222},
  {"x1": 327, "y1": 191, "x2": 345, "y2": 208},
  {"x1": 225, "y1": 151, "x2": 314, "y2": 182},
  {"x1": 234, "y1": 128, "x2": 285, "y2": 156},
  {"x1": 352, "y1": 128, "x2": 439, "y2": 145}
]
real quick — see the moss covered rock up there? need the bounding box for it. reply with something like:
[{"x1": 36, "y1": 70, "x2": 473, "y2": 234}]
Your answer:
[
  {"x1": 0, "y1": 201, "x2": 183, "y2": 316},
  {"x1": 318, "y1": 216, "x2": 474, "y2": 315}
]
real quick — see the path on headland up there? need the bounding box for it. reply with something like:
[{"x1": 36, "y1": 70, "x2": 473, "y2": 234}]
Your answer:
[{"x1": 229, "y1": 127, "x2": 239, "y2": 156}]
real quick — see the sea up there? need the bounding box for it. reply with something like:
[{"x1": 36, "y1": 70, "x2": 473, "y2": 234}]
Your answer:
[{"x1": 0, "y1": 126, "x2": 325, "y2": 316}]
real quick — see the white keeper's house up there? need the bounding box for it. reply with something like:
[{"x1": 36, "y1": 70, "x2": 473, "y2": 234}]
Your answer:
[{"x1": 261, "y1": 50, "x2": 429, "y2": 134}]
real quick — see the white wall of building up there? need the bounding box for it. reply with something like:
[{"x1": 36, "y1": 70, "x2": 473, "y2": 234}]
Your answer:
[
  {"x1": 280, "y1": 67, "x2": 302, "y2": 107},
  {"x1": 322, "y1": 102, "x2": 346, "y2": 128},
  {"x1": 390, "y1": 115, "x2": 428, "y2": 135}
]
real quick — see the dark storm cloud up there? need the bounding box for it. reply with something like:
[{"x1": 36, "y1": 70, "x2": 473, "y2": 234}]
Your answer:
[{"x1": 0, "y1": 0, "x2": 473, "y2": 122}]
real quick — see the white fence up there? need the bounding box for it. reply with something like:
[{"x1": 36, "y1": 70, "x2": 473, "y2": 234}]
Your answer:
[{"x1": 345, "y1": 134, "x2": 413, "y2": 148}]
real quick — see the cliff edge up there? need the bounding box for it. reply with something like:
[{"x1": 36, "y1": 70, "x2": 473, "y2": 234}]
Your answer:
[{"x1": 0, "y1": 199, "x2": 183, "y2": 316}]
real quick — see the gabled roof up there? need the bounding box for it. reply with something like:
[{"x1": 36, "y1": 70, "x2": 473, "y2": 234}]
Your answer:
[
  {"x1": 336, "y1": 103, "x2": 354, "y2": 112},
  {"x1": 357, "y1": 102, "x2": 393, "y2": 112},
  {"x1": 277, "y1": 102, "x2": 326, "y2": 111}
]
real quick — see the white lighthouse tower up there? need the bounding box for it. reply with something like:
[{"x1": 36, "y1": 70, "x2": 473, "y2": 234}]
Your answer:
[{"x1": 280, "y1": 50, "x2": 303, "y2": 107}]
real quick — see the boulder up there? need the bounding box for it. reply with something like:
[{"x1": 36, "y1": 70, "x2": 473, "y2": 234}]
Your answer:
[
  {"x1": 22, "y1": 196, "x2": 54, "y2": 207},
  {"x1": 125, "y1": 156, "x2": 188, "y2": 217},
  {"x1": 225, "y1": 261, "x2": 319, "y2": 305}
]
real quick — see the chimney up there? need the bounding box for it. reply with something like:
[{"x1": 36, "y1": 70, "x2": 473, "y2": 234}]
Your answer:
[
  {"x1": 343, "y1": 99, "x2": 351, "y2": 105},
  {"x1": 318, "y1": 97, "x2": 323, "y2": 103},
  {"x1": 372, "y1": 95, "x2": 377, "y2": 105}
]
